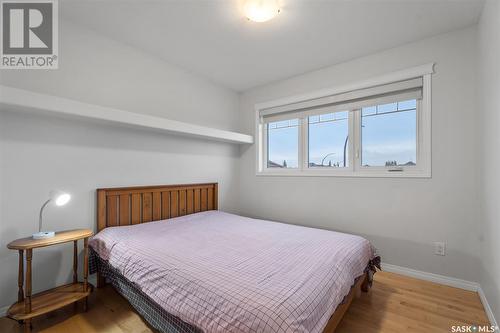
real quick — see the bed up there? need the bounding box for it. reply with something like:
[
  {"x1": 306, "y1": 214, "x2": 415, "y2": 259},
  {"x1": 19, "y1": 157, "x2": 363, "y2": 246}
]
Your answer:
[{"x1": 91, "y1": 183, "x2": 379, "y2": 333}]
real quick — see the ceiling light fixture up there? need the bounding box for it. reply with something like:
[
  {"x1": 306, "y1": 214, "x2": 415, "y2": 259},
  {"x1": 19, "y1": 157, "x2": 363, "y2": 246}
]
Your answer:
[{"x1": 243, "y1": 0, "x2": 280, "y2": 23}]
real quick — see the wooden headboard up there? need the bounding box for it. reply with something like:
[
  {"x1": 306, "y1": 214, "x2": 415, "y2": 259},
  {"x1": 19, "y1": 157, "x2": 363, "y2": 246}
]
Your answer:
[{"x1": 97, "y1": 183, "x2": 218, "y2": 232}]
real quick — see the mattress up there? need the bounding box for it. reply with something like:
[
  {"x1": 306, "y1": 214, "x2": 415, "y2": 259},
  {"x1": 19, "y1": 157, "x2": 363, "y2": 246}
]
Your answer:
[{"x1": 90, "y1": 211, "x2": 376, "y2": 333}]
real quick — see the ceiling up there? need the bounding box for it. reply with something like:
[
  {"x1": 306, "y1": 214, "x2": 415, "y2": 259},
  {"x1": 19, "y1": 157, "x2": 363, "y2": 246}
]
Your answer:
[{"x1": 61, "y1": 0, "x2": 484, "y2": 92}]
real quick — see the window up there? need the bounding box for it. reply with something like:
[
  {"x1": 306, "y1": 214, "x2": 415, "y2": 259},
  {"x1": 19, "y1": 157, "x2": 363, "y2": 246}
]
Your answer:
[
  {"x1": 267, "y1": 119, "x2": 299, "y2": 168},
  {"x1": 308, "y1": 111, "x2": 349, "y2": 168},
  {"x1": 361, "y1": 100, "x2": 417, "y2": 168},
  {"x1": 256, "y1": 65, "x2": 433, "y2": 177}
]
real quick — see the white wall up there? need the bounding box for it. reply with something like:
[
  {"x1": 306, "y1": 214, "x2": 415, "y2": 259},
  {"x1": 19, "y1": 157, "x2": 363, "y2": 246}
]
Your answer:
[
  {"x1": 0, "y1": 11, "x2": 495, "y2": 320},
  {"x1": 478, "y1": 0, "x2": 500, "y2": 321},
  {"x1": 0, "y1": 19, "x2": 238, "y2": 131},
  {"x1": 0, "y1": 20, "x2": 241, "y2": 309},
  {"x1": 238, "y1": 27, "x2": 482, "y2": 282}
]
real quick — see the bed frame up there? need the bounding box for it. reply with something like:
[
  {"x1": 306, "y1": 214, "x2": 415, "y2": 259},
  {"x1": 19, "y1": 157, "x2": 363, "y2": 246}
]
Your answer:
[{"x1": 96, "y1": 183, "x2": 371, "y2": 333}]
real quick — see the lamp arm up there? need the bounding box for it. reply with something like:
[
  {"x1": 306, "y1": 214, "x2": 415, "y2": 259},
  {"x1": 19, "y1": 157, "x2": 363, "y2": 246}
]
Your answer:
[{"x1": 38, "y1": 199, "x2": 51, "y2": 232}]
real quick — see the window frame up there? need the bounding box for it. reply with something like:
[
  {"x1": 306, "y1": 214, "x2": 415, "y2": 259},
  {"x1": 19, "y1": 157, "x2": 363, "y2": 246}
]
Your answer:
[
  {"x1": 302, "y1": 111, "x2": 355, "y2": 175},
  {"x1": 263, "y1": 118, "x2": 302, "y2": 172},
  {"x1": 255, "y1": 64, "x2": 433, "y2": 178}
]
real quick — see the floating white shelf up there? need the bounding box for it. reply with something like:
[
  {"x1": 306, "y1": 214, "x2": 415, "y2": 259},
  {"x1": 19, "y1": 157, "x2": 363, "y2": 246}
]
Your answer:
[{"x1": 0, "y1": 85, "x2": 253, "y2": 144}]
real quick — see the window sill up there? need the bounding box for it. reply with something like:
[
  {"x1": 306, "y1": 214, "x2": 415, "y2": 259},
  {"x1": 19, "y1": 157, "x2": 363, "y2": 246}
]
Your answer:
[{"x1": 255, "y1": 170, "x2": 431, "y2": 178}]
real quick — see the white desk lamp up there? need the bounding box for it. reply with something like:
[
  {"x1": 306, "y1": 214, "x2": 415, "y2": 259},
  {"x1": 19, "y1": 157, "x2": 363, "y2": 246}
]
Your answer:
[{"x1": 33, "y1": 190, "x2": 71, "y2": 239}]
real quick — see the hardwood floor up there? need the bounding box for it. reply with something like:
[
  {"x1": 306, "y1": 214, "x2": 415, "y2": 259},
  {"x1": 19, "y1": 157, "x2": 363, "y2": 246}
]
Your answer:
[
  {"x1": 0, "y1": 271, "x2": 489, "y2": 333},
  {"x1": 336, "y1": 272, "x2": 489, "y2": 333}
]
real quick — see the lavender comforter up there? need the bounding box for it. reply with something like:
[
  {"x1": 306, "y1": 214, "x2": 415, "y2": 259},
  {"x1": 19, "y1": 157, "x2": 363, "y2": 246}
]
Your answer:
[{"x1": 90, "y1": 211, "x2": 375, "y2": 333}]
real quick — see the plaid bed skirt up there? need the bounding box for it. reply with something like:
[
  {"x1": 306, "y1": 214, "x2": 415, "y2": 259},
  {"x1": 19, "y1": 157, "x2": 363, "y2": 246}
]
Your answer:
[
  {"x1": 89, "y1": 249, "x2": 380, "y2": 333},
  {"x1": 90, "y1": 249, "x2": 202, "y2": 333}
]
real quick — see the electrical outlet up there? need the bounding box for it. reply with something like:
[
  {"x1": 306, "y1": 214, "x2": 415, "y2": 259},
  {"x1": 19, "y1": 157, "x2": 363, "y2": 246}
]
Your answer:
[{"x1": 434, "y1": 242, "x2": 446, "y2": 256}]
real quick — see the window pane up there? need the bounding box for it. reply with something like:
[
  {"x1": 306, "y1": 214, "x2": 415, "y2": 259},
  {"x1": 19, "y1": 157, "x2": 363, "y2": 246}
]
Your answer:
[
  {"x1": 308, "y1": 111, "x2": 349, "y2": 168},
  {"x1": 361, "y1": 100, "x2": 417, "y2": 167},
  {"x1": 267, "y1": 119, "x2": 299, "y2": 168}
]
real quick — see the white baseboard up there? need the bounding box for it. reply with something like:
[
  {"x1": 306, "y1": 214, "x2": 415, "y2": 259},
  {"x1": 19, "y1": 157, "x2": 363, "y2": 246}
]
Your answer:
[
  {"x1": 0, "y1": 305, "x2": 8, "y2": 317},
  {"x1": 478, "y1": 286, "x2": 499, "y2": 329},
  {"x1": 382, "y1": 262, "x2": 498, "y2": 327},
  {"x1": 381, "y1": 262, "x2": 479, "y2": 291}
]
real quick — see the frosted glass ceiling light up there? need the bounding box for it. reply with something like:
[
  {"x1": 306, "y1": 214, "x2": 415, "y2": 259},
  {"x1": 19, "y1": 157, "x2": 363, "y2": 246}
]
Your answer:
[{"x1": 243, "y1": 0, "x2": 280, "y2": 22}]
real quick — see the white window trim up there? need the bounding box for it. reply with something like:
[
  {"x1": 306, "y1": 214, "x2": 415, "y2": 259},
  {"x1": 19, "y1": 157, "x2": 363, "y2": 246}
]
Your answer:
[{"x1": 255, "y1": 63, "x2": 434, "y2": 178}]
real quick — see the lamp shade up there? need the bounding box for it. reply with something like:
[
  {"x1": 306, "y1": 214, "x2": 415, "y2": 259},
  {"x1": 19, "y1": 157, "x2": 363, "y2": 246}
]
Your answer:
[{"x1": 50, "y1": 190, "x2": 71, "y2": 206}]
